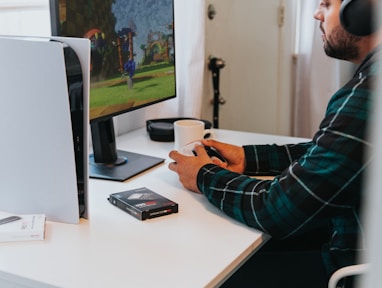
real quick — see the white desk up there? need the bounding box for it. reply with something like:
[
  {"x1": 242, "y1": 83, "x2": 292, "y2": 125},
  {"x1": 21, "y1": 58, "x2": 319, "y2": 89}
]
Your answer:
[{"x1": 0, "y1": 128, "x2": 306, "y2": 288}]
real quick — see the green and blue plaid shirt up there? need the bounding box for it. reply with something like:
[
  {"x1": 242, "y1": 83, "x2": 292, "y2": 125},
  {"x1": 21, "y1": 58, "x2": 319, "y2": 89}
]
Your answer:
[{"x1": 197, "y1": 46, "x2": 381, "y2": 277}]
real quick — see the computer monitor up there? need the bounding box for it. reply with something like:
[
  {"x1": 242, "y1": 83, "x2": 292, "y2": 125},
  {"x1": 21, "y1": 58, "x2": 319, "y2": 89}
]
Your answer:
[{"x1": 49, "y1": 0, "x2": 176, "y2": 181}]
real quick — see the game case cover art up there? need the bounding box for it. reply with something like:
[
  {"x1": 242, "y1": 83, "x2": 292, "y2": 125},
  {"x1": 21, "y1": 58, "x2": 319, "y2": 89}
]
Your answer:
[
  {"x1": 58, "y1": 0, "x2": 176, "y2": 120},
  {"x1": 108, "y1": 187, "x2": 178, "y2": 220}
]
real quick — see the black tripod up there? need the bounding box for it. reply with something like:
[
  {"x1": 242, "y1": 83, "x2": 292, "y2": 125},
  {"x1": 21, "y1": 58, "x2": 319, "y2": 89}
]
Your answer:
[{"x1": 208, "y1": 57, "x2": 225, "y2": 128}]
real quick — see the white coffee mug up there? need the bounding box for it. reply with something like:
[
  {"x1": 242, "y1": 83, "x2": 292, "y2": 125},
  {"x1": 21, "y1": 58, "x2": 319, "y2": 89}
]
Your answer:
[{"x1": 174, "y1": 120, "x2": 214, "y2": 150}]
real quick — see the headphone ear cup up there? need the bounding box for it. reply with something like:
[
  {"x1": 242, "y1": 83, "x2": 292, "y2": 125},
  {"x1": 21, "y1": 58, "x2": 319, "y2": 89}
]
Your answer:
[{"x1": 340, "y1": 0, "x2": 375, "y2": 36}]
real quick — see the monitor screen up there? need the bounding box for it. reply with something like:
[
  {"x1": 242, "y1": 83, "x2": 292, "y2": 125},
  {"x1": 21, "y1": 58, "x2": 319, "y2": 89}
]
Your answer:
[{"x1": 50, "y1": 0, "x2": 176, "y2": 181}]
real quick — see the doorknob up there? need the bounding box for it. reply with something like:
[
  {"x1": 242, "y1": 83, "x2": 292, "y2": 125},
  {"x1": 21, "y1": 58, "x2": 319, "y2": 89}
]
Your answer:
[{"x1": 207, "y1": 4, "x2": 216, "y2": 20}]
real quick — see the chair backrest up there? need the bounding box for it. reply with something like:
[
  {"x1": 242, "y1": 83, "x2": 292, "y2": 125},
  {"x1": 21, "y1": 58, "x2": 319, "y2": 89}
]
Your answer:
[{"x1": 328, "y1": 264, "x2": 369, "y2": 288}]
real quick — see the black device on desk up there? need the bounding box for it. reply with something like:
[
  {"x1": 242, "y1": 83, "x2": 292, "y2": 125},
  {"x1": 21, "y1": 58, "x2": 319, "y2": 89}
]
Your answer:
[
  {"x1": 146, "y1": 117, "x2": 212, "y2": 142},
  {"x1": 62, "y1": 43, "x2": 87, "y2": 217},
  {"x1": 50, "y1": 0, "x2": 177, "y2": 182}
]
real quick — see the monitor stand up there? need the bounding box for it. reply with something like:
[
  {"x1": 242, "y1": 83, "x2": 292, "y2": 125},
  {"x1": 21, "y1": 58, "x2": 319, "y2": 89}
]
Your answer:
[{"x1": 89, "y1": 118, "x2": 164, "y2": 182}]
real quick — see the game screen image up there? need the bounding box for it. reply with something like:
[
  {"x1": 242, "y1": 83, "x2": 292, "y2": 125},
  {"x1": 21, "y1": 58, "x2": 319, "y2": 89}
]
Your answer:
[{"x1": 57, "y1": 0, "x2": 175, "y2": 121}]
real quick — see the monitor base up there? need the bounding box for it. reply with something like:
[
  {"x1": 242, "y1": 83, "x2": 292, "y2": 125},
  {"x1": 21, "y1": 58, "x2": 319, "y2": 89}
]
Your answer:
[{"x1": 89, "y1": 150, "x2": 164, "y2": 182}]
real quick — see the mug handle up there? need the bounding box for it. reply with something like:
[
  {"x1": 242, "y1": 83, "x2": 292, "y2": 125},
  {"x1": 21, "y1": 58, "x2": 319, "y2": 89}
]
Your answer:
[{"x1": 203, "y1": 129, "x2": 215, "y2": 139}]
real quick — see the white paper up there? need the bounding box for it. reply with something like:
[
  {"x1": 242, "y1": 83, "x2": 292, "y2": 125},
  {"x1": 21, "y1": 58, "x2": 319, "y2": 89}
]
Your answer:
[{"x1": 0, "y1": 212, "x2": 46, "y2": 242}]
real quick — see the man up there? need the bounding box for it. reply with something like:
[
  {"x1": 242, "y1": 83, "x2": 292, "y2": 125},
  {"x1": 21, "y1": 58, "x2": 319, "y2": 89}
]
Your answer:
[{"x1": 169, "y1": 0, "x2": 381, "y2": 287}]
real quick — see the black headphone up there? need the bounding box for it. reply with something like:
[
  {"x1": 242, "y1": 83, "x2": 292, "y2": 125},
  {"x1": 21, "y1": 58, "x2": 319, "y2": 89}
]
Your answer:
[{"x1": 340, "y1": 0, "x2": 376, "y2": 36}]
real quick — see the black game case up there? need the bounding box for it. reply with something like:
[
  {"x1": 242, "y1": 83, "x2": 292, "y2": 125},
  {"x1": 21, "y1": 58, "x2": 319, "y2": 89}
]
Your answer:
[{"x1": 108, "y1": 187, "x2": 178, "y2": 220}]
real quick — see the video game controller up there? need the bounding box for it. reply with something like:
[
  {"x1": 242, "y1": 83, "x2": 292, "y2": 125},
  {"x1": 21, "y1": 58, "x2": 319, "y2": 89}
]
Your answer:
[{"x1": 179, "y1": 141, "x2": 226, "y2": 162}]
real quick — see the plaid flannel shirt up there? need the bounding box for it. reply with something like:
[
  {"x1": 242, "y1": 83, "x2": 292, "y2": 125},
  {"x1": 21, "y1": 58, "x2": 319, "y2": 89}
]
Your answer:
[{"x1": 197, "y1": 46, "x2": 381, "y2": 277}]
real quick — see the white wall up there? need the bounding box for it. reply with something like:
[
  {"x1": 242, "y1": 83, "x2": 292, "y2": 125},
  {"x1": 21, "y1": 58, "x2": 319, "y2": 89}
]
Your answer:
[{"x1": 0, "y1": 1, "x2": 51, "y2": 36}]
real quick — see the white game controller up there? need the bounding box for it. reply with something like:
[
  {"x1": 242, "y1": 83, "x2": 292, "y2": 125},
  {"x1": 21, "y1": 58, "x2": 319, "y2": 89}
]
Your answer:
[{"x1": 179, "y1": 141, "x2": 226, "y2": 162}]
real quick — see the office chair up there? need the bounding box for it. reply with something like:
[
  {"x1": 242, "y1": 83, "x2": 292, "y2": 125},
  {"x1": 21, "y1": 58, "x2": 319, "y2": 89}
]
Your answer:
[{"x1": 328, "y1": 263, "x2": 368, "y2": 288}]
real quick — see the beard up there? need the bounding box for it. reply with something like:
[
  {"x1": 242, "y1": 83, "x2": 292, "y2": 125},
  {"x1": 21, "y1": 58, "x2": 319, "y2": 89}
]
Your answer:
[{"x1": 322, "y1": 24, "x2": 361, "y2": 61}]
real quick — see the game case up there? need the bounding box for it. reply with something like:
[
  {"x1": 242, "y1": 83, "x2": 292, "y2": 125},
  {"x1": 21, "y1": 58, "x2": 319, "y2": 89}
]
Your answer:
[{"x1": 108, "y1": 187, "x2": 178, "y2": 220}]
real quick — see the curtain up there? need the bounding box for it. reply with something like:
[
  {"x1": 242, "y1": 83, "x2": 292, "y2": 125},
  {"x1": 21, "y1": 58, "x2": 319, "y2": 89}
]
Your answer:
[
  {"x1": 173, "y1": 0, "x2": 205, "y2": 118},
  {"x1": 293, "y1": 0, "x2": 343, "y2": 138}
]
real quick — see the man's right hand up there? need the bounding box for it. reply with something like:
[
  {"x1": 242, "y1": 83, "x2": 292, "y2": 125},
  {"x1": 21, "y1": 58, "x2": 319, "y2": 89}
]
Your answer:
[{"x1": 201, "y1": 139, "x2": 246, "y2": 173}]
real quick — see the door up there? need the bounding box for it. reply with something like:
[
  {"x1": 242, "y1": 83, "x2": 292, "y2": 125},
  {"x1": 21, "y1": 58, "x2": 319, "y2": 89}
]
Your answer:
[{"x1": 202, "y1": 0, "x2": 297, "y2": 136}]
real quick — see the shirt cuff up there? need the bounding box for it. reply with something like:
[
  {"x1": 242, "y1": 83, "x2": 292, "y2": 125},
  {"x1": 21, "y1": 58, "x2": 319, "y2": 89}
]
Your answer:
[{"x1": 196, "y1": 164, "x2": 224, "y2": 193}]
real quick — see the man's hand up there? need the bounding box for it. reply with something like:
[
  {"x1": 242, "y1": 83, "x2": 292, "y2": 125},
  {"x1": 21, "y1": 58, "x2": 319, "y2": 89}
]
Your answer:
[
  {"x1": 201, "y1": 139, "x2": 246, "y2": 173},
  {"x1": 168, "y1": 144, "x2": 213, "y2": 193}
]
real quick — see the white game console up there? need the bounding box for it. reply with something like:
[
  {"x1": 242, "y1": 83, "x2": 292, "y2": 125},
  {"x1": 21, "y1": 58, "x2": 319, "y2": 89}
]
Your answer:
[{"x1": 0, "y1": 36, "x2": 90, "y2": 224}]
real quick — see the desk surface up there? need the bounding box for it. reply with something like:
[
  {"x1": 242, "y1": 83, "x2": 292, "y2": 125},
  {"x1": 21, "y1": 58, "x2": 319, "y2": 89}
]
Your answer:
[{"x1": 0, "y1": 128, "x2": 305, "y2": 288}]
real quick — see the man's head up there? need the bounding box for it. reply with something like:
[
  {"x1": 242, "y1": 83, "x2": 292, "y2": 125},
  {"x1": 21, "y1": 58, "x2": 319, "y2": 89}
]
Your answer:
[{"x1": 314, "y1": 0, "x2": 362, "y2": 62}]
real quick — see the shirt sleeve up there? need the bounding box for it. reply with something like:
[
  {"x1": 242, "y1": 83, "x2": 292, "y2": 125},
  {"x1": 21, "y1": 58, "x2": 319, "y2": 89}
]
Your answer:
[
  {"x1": 243, "y1": 142, "x2": 313, "y2": 175},
  {"x1": 196, "y1": 81, "x2": 370, "y2": 239}
]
